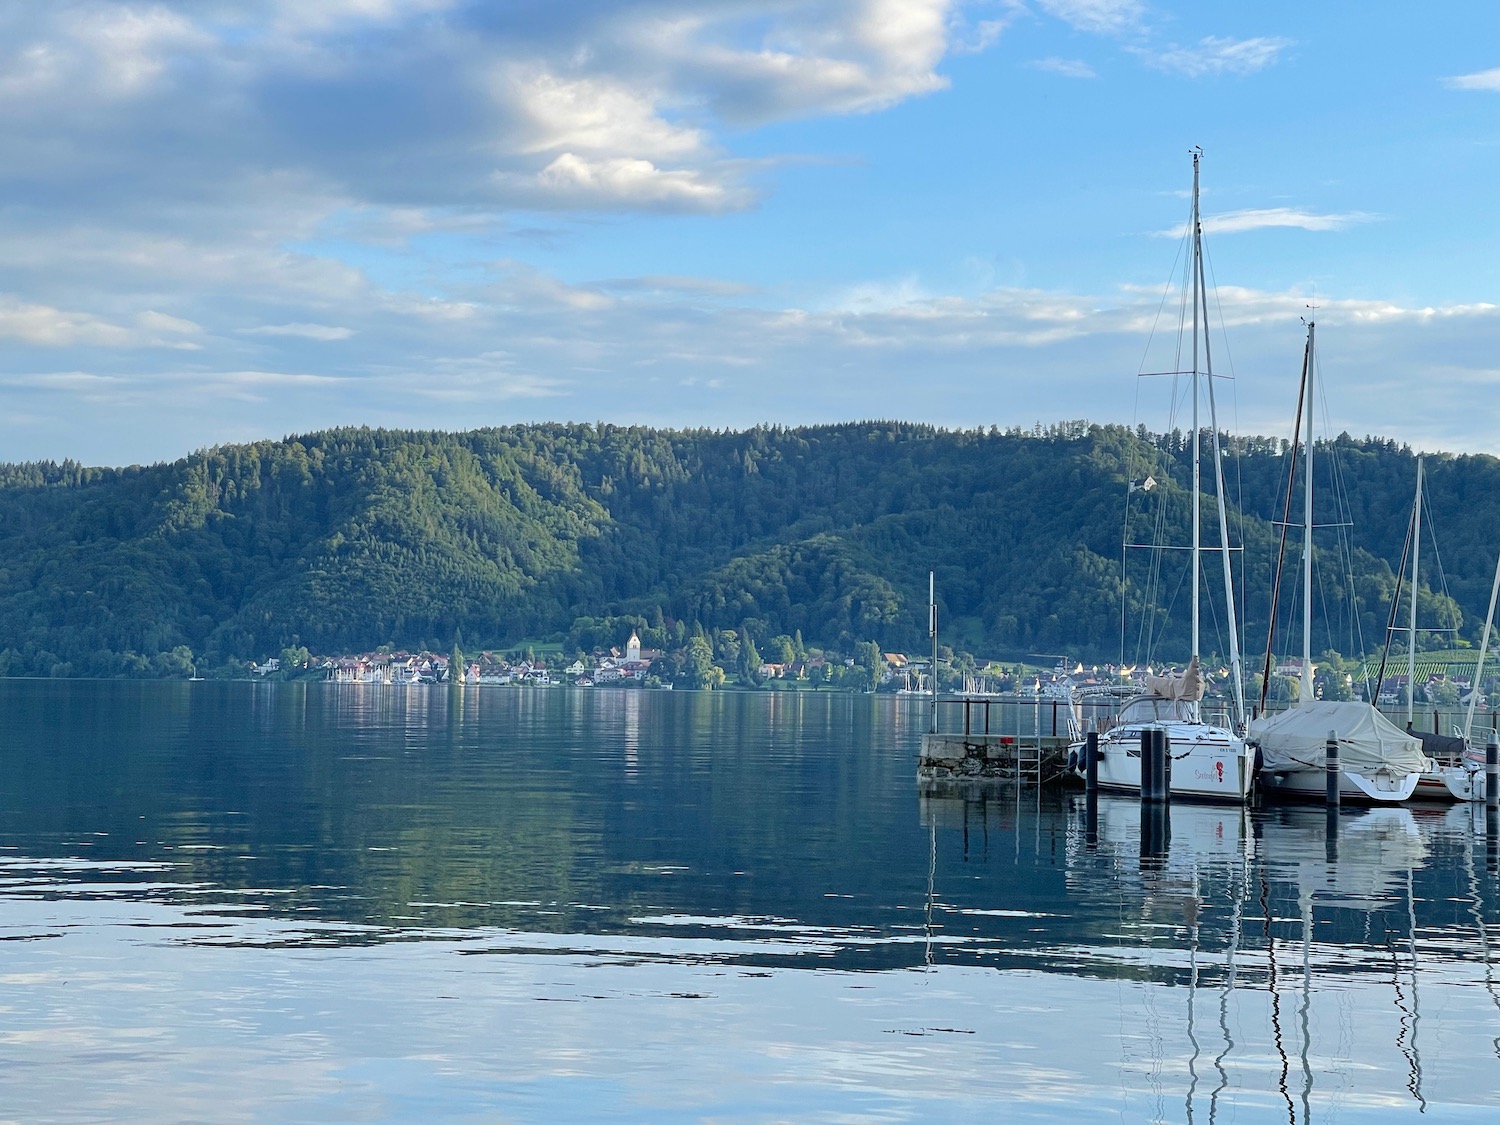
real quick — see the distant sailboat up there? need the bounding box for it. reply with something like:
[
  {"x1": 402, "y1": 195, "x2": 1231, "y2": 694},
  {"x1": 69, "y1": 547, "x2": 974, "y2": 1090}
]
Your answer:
[
  {"x1": 1250, "y1": 322, "x2": 1429, "y2": 802},
  {"x1": 1381, "y1": 459, "x2": 1489, "y2": 801}
]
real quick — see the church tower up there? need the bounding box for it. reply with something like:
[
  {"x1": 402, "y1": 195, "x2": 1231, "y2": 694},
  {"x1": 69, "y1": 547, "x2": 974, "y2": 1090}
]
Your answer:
[{"x1": 626, "y1": 631, "x2": 641, "y2": 662}]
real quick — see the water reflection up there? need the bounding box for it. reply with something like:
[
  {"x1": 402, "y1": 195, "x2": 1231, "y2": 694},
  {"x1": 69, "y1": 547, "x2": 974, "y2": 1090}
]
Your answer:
[
  {"x1": 918, "y1": 787, "x2": 1500, "y2": 1119},
  {"x1": 3, "y1": 682, "x2": 1499, "y2": 1120}
]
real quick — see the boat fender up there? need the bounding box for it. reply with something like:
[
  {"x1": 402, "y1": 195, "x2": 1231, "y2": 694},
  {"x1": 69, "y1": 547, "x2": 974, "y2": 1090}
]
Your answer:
[{"x1": 1066, "y1": 748, "x2": 1080, "y2": 773}]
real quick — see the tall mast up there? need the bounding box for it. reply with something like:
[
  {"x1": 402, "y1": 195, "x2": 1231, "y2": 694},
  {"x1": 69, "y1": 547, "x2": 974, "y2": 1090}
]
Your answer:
[
  {"x1": 1407, "y1": 457, "x2": 1423, "y2": 724},
  {"x1": 1300, "y1": 322, "x2": 1316, "y2": 705},
  {"x1": 1196, "y1": 189, "x2": 1245, "y2": 727},
  {"x1": 1463, "y1": 548, "x2": 1500, "y2": 744},
  {"x1": 1190, "y1": 150, "x2": 1202, "y2": 663}
]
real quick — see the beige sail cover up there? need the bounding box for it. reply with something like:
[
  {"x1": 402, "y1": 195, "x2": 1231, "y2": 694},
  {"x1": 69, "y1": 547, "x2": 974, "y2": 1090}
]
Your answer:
[
  {"x1": 1248, "y1": 700, "x2": 1429, "y2": 774},
  {"x1": 1144, "y1": 656, "x2": 1205, "y2": 701}
]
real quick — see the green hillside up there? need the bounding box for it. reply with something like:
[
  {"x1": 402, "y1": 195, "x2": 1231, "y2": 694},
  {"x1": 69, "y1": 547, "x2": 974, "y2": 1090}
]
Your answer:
[{"x1": 0, "y1": 421, "x2": 1494, "y2": 677}]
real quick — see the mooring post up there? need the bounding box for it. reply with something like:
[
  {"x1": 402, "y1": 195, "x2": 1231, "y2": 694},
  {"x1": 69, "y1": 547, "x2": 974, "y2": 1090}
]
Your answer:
[
  {"x1": 1052, "y1": 701, "x2": 1058, "y2": 737},
  {"x1": 1162, "y1": 732, "x2": 1172, "y2": 799},
  {"x1": 1487, "y1": 733, "x2": 1499, "y2": 811},
  {"x1": 1141, "y1": 729, "x2": 1168, "y2": 803},
  {"x1": 964, "y1": 699, "x2": 971, "y2": 738},
  {"x1": 1325, "y1": 730, "x2": 1340, "y2": 807},
  {"x1": 1140, "y1": 776, "x2": 1170, "y2": 864},
  {"x1": 1085, "y1": 731, "x2": 1099, "y2": 794},
  {"x1": 1139, "y1": 728, "x2": 1153, "y2": 801}
]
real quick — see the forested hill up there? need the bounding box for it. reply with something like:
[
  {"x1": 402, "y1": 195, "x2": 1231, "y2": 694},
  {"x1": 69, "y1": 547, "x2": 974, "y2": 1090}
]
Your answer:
[{"x1": 1, "y1": 421, "x2": 1497, "y2": 677}]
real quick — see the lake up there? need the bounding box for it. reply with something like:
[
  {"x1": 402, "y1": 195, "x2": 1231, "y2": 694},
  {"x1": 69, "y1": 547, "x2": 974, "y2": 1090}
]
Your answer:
[{"x1": 2, "y1": 680, "x2": 1497, "y2": 1122}]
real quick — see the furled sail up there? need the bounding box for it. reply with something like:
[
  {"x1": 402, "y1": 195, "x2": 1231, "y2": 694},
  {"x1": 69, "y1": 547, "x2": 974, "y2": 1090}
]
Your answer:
[{"x1": 1144, "y1": 656, "x2": 1205, "y2": 701}]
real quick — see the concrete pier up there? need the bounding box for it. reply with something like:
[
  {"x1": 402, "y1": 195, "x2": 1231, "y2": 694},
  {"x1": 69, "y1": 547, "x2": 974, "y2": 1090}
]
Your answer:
[{"x1": 916, "y1": 732, "x2": 1074, "y2": 784}]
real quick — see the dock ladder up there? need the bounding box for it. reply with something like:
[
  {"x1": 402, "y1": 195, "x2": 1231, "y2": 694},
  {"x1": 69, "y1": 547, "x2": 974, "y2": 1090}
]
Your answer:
[{"x1": 1014, "y1": 736, "x2": 1045, "y2": 784}]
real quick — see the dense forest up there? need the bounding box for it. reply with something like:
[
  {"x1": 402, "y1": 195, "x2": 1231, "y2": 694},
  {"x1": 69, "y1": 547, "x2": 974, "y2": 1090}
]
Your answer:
[{"x1": 0, "y1": 421, "x2": 1495, "y2": 677}]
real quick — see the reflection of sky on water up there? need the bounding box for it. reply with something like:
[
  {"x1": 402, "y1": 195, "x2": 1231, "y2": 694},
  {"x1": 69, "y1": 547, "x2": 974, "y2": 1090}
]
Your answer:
[{"x1": 2, "y1": 682, "x2": 1499, "y2": 1121}]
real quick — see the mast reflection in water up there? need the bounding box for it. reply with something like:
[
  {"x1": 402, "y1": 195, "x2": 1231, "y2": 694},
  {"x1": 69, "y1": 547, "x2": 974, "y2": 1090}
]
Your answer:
[{"x1": 1, "y1": 681, "x2": 1497, "y2": 1122}]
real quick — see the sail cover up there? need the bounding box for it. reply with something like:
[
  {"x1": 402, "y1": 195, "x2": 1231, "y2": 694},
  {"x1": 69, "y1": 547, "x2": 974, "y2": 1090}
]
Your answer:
[
  {"x1": 1249, "y1": 701, "x2": 1429, "y2": 774},
  {"x1": 1144, "y1": 656, "x2": 1205, "y2": 701}
]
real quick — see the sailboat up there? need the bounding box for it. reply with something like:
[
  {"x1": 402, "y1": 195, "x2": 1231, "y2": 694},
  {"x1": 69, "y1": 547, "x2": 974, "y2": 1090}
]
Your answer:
[
  {"x1": 1073, "y1": 151, "x2": 1254, "y2": 803},
  {"x1": 1382, "y1": 459, "x2": 1490, "y2": 801},
  {"x1": 1248, "y1": 322, "x2": 1430, "y2": 802}
]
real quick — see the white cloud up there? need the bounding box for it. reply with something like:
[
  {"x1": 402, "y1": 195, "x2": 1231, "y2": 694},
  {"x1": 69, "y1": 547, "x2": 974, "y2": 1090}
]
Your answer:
[
  {"x1": 138, "y1": 310, "x2": 201, "y2": 335},
  {"x1": 1154, "y1": 208, "x2": 1377, "y2": 238},
  {"x1": 0, "y1": 297, "x2": 136, "y2": 347},
  {"x1": 528, "y1": 153, "x2": 742, "y2": 212},
  {"x1": 1444, "y1": 68, "x2": 1500, "y2": 91},
  {"x1": 239, "y1": 323, "x2": 356, "y2": 341},
  {"x1": 269, "y1": 0, "x2": 457, "y2": 34},
  {"x1": 1030, "y1": 57, "x2": 1098, "y2": 79},
  {"x1": 1034, "y1": 0, "x2": 1144, "y2": 35},
  {"x1": 661, "y1": 0, "x2": 954, "y2": 123},
  {"x1": 500, "y1": 67, "x2": 708, "y2": 161},
  {"x1": 1133, "y1": 36, "x2": 1292, "y2": 78},
  {"x1": 949, "y1": 16, "x2": 1007, "y2": 56},
  {"x1": 5, "y1": 266, "x2": 1500, "y2": 464},
  {"x1": 0, "y1": 0, "x2": 967, "y2": 224},
  {"x1": 600, "y1": 276, "x2": 759, "y2": 298},
  {"x1": 4, "y1": 371, "x2": 127, "y2": 391},
  {"x1": 0, "y1": 5, "x2": 212, "y2": 101}
]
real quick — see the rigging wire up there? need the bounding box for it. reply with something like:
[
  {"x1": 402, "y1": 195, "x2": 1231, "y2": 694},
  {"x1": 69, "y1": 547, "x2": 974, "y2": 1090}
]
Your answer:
[
  {"x1": 1313, "y1": 347, "x2": 1371, "y2": 665},
  {"x1": 1259, "y1": 328, "x2": 1310, "y2": 714},
  {"x1": 1124, "y1": 212, "x2": 1193, "y2": 671}
]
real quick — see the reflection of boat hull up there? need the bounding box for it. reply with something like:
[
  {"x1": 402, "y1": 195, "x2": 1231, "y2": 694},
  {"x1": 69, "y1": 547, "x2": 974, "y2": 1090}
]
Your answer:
[
  {"x1": 1259, "y1": 766, "x2": 1420, "y2": 804},
  {"x1": 1074, "y1": 721, "x2": 1252, "y2": 802}
]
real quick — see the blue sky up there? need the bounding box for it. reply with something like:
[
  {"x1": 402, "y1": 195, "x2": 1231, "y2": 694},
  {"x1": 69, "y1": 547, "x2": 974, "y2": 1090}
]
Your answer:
[{"x1": 1, "y1": 0, "x2": 1496, "y2": 465}]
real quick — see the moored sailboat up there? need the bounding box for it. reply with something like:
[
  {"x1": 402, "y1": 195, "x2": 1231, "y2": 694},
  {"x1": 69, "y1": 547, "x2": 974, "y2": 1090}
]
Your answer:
[
  {"x1": 1248, "y1": 321, "x2": 1430, "y2": 802},
  {"x1": 1386, "y1": 459, "x2": 1492, "y2": 801},
  {"x1": 1073, "y1": 151, "x2": 1253, "y2": 803}
]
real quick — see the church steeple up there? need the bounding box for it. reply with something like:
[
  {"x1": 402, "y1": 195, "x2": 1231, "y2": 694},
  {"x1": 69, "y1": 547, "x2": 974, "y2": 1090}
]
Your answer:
[{"x1": 626, "y1": 631, "x2": 641, "y2": 662}]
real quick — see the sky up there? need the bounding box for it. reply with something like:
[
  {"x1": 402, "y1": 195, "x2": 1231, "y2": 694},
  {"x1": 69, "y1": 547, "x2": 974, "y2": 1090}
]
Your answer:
[{"x1": 1, "y1": 0, "x2": 1497, "y2": 466}]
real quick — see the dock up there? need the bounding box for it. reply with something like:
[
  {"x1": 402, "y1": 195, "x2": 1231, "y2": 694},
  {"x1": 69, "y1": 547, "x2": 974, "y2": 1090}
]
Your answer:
[{"x1": 917, "y1": 696, "x2": 1076, "y2": 785}]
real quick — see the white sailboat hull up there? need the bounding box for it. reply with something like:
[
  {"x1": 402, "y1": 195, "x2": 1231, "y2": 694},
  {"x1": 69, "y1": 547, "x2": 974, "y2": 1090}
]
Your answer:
[
  {"x1": 1412, "y1": 762, "x2": 1485, "y2": 803},
  {"x1": 1076, "y1": 720, "x2": 1252, "y2": 803},
  {"x1": 1259, "y1": 766, "x2": 1421, "y2": 804}
]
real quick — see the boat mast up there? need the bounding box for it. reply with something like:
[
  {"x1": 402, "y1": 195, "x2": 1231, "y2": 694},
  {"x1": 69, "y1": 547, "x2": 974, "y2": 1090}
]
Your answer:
[
  {"x1": 1190, "y1": 150, "x2": 1202, "y2": 664},
  {"x1": 1300, "y1": 322, "x2": 1316, "y2": 705},
  {"x1": 1194, "y1": 173, "x2": 1246, "y2": 727},
  {"x1": 1407, "y1": 457, "x2": 1424, "y2": 725},
  {"x1": 1463, "y1": 548, "x2": 1500, "y2": 744}
]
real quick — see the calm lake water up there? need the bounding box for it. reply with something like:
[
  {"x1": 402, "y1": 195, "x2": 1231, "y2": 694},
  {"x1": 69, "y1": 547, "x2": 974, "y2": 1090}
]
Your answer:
[{"x1": 2, "y1": 681, "x2": 1498, "y2": 1123}]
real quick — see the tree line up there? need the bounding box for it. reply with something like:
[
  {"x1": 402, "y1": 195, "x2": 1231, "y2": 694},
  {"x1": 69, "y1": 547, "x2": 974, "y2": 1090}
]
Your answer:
[{"x1": 0, "y1": 421, "x2": 1494, "y2": 678}]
